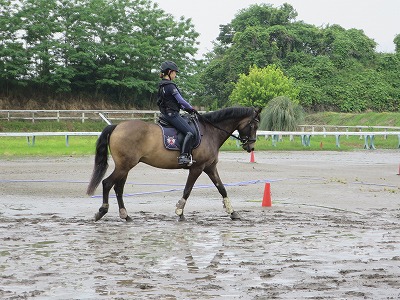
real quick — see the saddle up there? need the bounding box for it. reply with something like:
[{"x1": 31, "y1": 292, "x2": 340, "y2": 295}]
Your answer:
[{"x1": 157, "y1": 114, "x2": 201, "y2": 151}]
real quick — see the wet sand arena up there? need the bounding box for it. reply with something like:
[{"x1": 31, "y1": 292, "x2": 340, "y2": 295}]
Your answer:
[{"x1": 1, "y1": 151, "x2": 400, "y2": 299}]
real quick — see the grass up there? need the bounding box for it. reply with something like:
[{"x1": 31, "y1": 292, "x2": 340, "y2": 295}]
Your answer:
[
  {"x1": 1, "y1": 134, "x2": 398, "y2": 157},
  {"x1": 221, "y1": 134, "x2": 399, "y2": 151},
  {"x1": 0, "y1": 136, "x2": 98, "y2": 156},
  {"x1": 0, "y1": 120, "x2": 103, "y2": 156}
]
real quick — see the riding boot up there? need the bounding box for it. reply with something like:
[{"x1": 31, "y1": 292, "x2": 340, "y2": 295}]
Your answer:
[{"x1": 178, "y1": 132, "x2": 194, "y2": 166}]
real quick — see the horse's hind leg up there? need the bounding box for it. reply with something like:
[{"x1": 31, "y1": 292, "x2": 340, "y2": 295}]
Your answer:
[
  {"x1": 94, "y1": 174, "x2": 115, "y2": 221},
  {"x1": 114, "y1": 175, "x2": 132, "y2": 222},
  {"x1": 95, "y1": 169, "x2": 132, "y2": 222},
  {"x1": 204, "y1": 163, "x2": 241, "y2": 220}
]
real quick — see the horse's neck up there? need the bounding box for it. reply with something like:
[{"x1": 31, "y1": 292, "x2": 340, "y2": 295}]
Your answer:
[
  {"x1": 205, "y1": 118, "x2": 239, "y2": 141},
  {"x1": 218, "y1": 119, "x2": 239, "y2": 133}
]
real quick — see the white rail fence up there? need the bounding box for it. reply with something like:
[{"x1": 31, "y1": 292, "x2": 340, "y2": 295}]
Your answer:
[
  {"x1": 0, "y1": 109, "x2": 160, "y2": 123},
  {"x1": 1, "y1": 130, "x2": 399, "y2": 149},
  {"x1": 256, "y1": 131, "x2": 400, "y2": 149},
  {"x1": 0, "y1": 132, "x2": 101, "y2": 147},
  {"x1": 1, "y1": 109, "x2": 400, "y2": 131},
  {"x1": 1, "y1": 110, "x2": 400, "y2": 149}
]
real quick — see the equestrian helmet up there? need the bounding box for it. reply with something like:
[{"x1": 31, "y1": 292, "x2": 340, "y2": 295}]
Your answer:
[{"x1": 160, "y1": 61, "x2": 179, "y2": 73}]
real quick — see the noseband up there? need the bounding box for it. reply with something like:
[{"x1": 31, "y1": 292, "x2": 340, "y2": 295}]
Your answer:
[{"x1": 239, "y1": 135, "x2": 257, "y2": 147}]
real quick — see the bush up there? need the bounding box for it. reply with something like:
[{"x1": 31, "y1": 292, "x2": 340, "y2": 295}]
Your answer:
[
  {"x1": 260, "y1": 96, "x2": 304, "y2": 131},
  {"x1": 229, "y1": 65, "x2": 299, "y2": 107}
]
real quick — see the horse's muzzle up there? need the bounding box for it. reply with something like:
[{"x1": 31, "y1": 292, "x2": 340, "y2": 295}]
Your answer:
[
  {"x1": 241, "y1": 137, "x2": 256, "y2": 153},
  {"x1": 242, "y1": 143, "x2": 255, "y2": 153}
]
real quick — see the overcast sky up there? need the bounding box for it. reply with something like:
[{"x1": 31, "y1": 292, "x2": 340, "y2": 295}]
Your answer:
[{"x1": 153, "y1": 0, "x2": 399, "y2": 58}]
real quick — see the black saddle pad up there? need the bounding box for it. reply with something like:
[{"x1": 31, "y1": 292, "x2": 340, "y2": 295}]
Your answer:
[{"x1": 157, "y1": 114, "x2": 201, "y2": 151}]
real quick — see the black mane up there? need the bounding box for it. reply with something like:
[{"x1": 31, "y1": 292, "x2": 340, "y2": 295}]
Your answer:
[{"x1": 201, "y1": 107, "x2": 254, "y2": 123}]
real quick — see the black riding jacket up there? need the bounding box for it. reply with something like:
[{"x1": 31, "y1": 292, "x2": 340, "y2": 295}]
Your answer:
[{"x1": 157, "y1": 79, "x2": 192, "y2": 114}]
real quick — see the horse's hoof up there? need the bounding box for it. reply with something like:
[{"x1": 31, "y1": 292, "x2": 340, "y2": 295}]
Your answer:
[
  {"x1": 125, "y1": 216, "x2": 133, "y2": 222},
  {"x1": 94, "y1": 213, "x2": 102, "y2": 222},
  {"x1": 230, "y1": 211, "x2": 241, "y2": 220},
  {"x1": 178, "y1": 215, "x2": 186, "y2": 222},
  {"x1": 119, "y1": 208, "x2": 128, "y2": 219}
]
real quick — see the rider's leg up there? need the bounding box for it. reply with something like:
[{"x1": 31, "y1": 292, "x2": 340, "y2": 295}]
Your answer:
[
  {"x1": 162, "y1": 112, "x2": 196, "y2": 165},
  {"x1": 178, "y1": 132, "x2": 194, "y2": 165}
]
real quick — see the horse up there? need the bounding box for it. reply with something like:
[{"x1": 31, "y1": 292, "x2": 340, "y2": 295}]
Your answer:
[{"x1": 86, "y1": 107, "x2": 261, "y2": 222}]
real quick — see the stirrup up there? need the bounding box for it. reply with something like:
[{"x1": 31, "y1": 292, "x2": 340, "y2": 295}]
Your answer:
[{"x1": 178, "y1": 154, "x2": 194, "y2": 166}]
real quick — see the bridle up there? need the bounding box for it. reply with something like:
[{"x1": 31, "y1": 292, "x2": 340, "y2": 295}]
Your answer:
[
  {"x1": 195, "y1": 110, "x2": 259, "y2": 147},
  {"x1": 236, "y1": 114, "x2": 259, "y2": 147}
]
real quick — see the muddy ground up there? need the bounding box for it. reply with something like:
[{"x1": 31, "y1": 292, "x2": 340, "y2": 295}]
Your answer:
[{"x1": 0, "y1": 151, "x2": 399, "y2": 299}]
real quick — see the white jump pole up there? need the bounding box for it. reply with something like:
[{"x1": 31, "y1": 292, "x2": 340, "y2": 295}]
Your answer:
[{"x1": 99, "y1": 113, "x2": 112, "y2": 125}]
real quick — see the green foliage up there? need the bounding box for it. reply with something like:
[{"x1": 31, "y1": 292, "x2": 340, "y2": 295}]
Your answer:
[
  {"x1": 395, "y1": 34, "x2": 400, "y2": 53},
  {"x1": 324, "y1": 25, "x2": 377, "y2": 66},
  {"x1": 0, "y1": 0, "x2": 30, "y2": 92},
  {"x1": 0, "y1": 0, "x2": 199, "y2": 108},
  {"x1": 201, "y1": 3, "x2": 400, "y2": 113},
  {"x1": 259, "y1": 96, "x2": 304, "y2": 131},
  {"x1": 230, "y1": 65, "x2": 299, "y2": 107},
  {"x1": 1, "y1": 0, "x2": 400, "y2": 113}
]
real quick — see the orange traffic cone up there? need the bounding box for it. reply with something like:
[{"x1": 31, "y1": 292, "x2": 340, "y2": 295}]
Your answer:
[
  {"x1": 250, "y1": 151, "x2": 255, "y2": 163},
  {"x1": 262, "y1": 182, "x2": 272, "y2": 207}
]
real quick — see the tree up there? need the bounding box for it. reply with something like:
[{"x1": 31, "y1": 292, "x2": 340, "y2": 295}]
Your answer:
[
  {"x1": 200, "y1": 3, "x2": 299, "y2": 109},
  {"x1": 18, "y1": 0, "x2": 66, "y2": 92},
  {"x1": 200, "y1": 3, "x2": 399, "y2": 112},
  {"x1": 0, "y1": 0, "x2": 30, "y2": 96},
  {"x1": 322, "y1": 25, "x2": 377, "y2": 68},
  {"x1": 229, "y1": 65, "x2": 299, "y2": 107},
  {"x1": 223, "y1": 3, "x2": 297, "y2": 44},
  {"x1": 377, "y1": 53, "x2": 400, "y2": 111},
  {"x1": 0, "y1": 0, "x2": 199, "y2": 108},
  {"x1": 394, "y1": 34, "x2": 400, "y2": 54}
]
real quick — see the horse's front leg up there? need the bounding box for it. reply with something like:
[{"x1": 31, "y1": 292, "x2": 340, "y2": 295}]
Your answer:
[
  {"x1": 175, "y1": 167, "x2": 203, "y2": 221},
  {"x1": 204, "y1": 163, "x2": 241, "y2": 220}
]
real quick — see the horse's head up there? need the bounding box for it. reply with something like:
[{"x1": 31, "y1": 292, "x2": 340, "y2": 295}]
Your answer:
[{"x1": 237, "y1": 107, "x2": 261, "y2": 152}]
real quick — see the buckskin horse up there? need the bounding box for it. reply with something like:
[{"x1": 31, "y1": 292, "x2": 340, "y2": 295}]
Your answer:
[{"x1": 87, "y1": 107, "x2": 261, "y2": 222}]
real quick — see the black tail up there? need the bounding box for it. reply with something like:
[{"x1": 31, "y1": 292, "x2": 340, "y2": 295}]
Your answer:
[{"x1": 86, "y1": 125, "x2": 117, "y2": 195}]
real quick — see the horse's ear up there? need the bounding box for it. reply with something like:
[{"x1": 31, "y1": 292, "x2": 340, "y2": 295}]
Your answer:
[{"x1": 254, "y1": 107, "x2": 262, "y2": 114}]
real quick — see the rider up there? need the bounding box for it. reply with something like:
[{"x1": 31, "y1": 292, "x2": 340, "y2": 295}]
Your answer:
[{"x1": 157, "y1": 61, "x2": 196, "y2": 166}]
